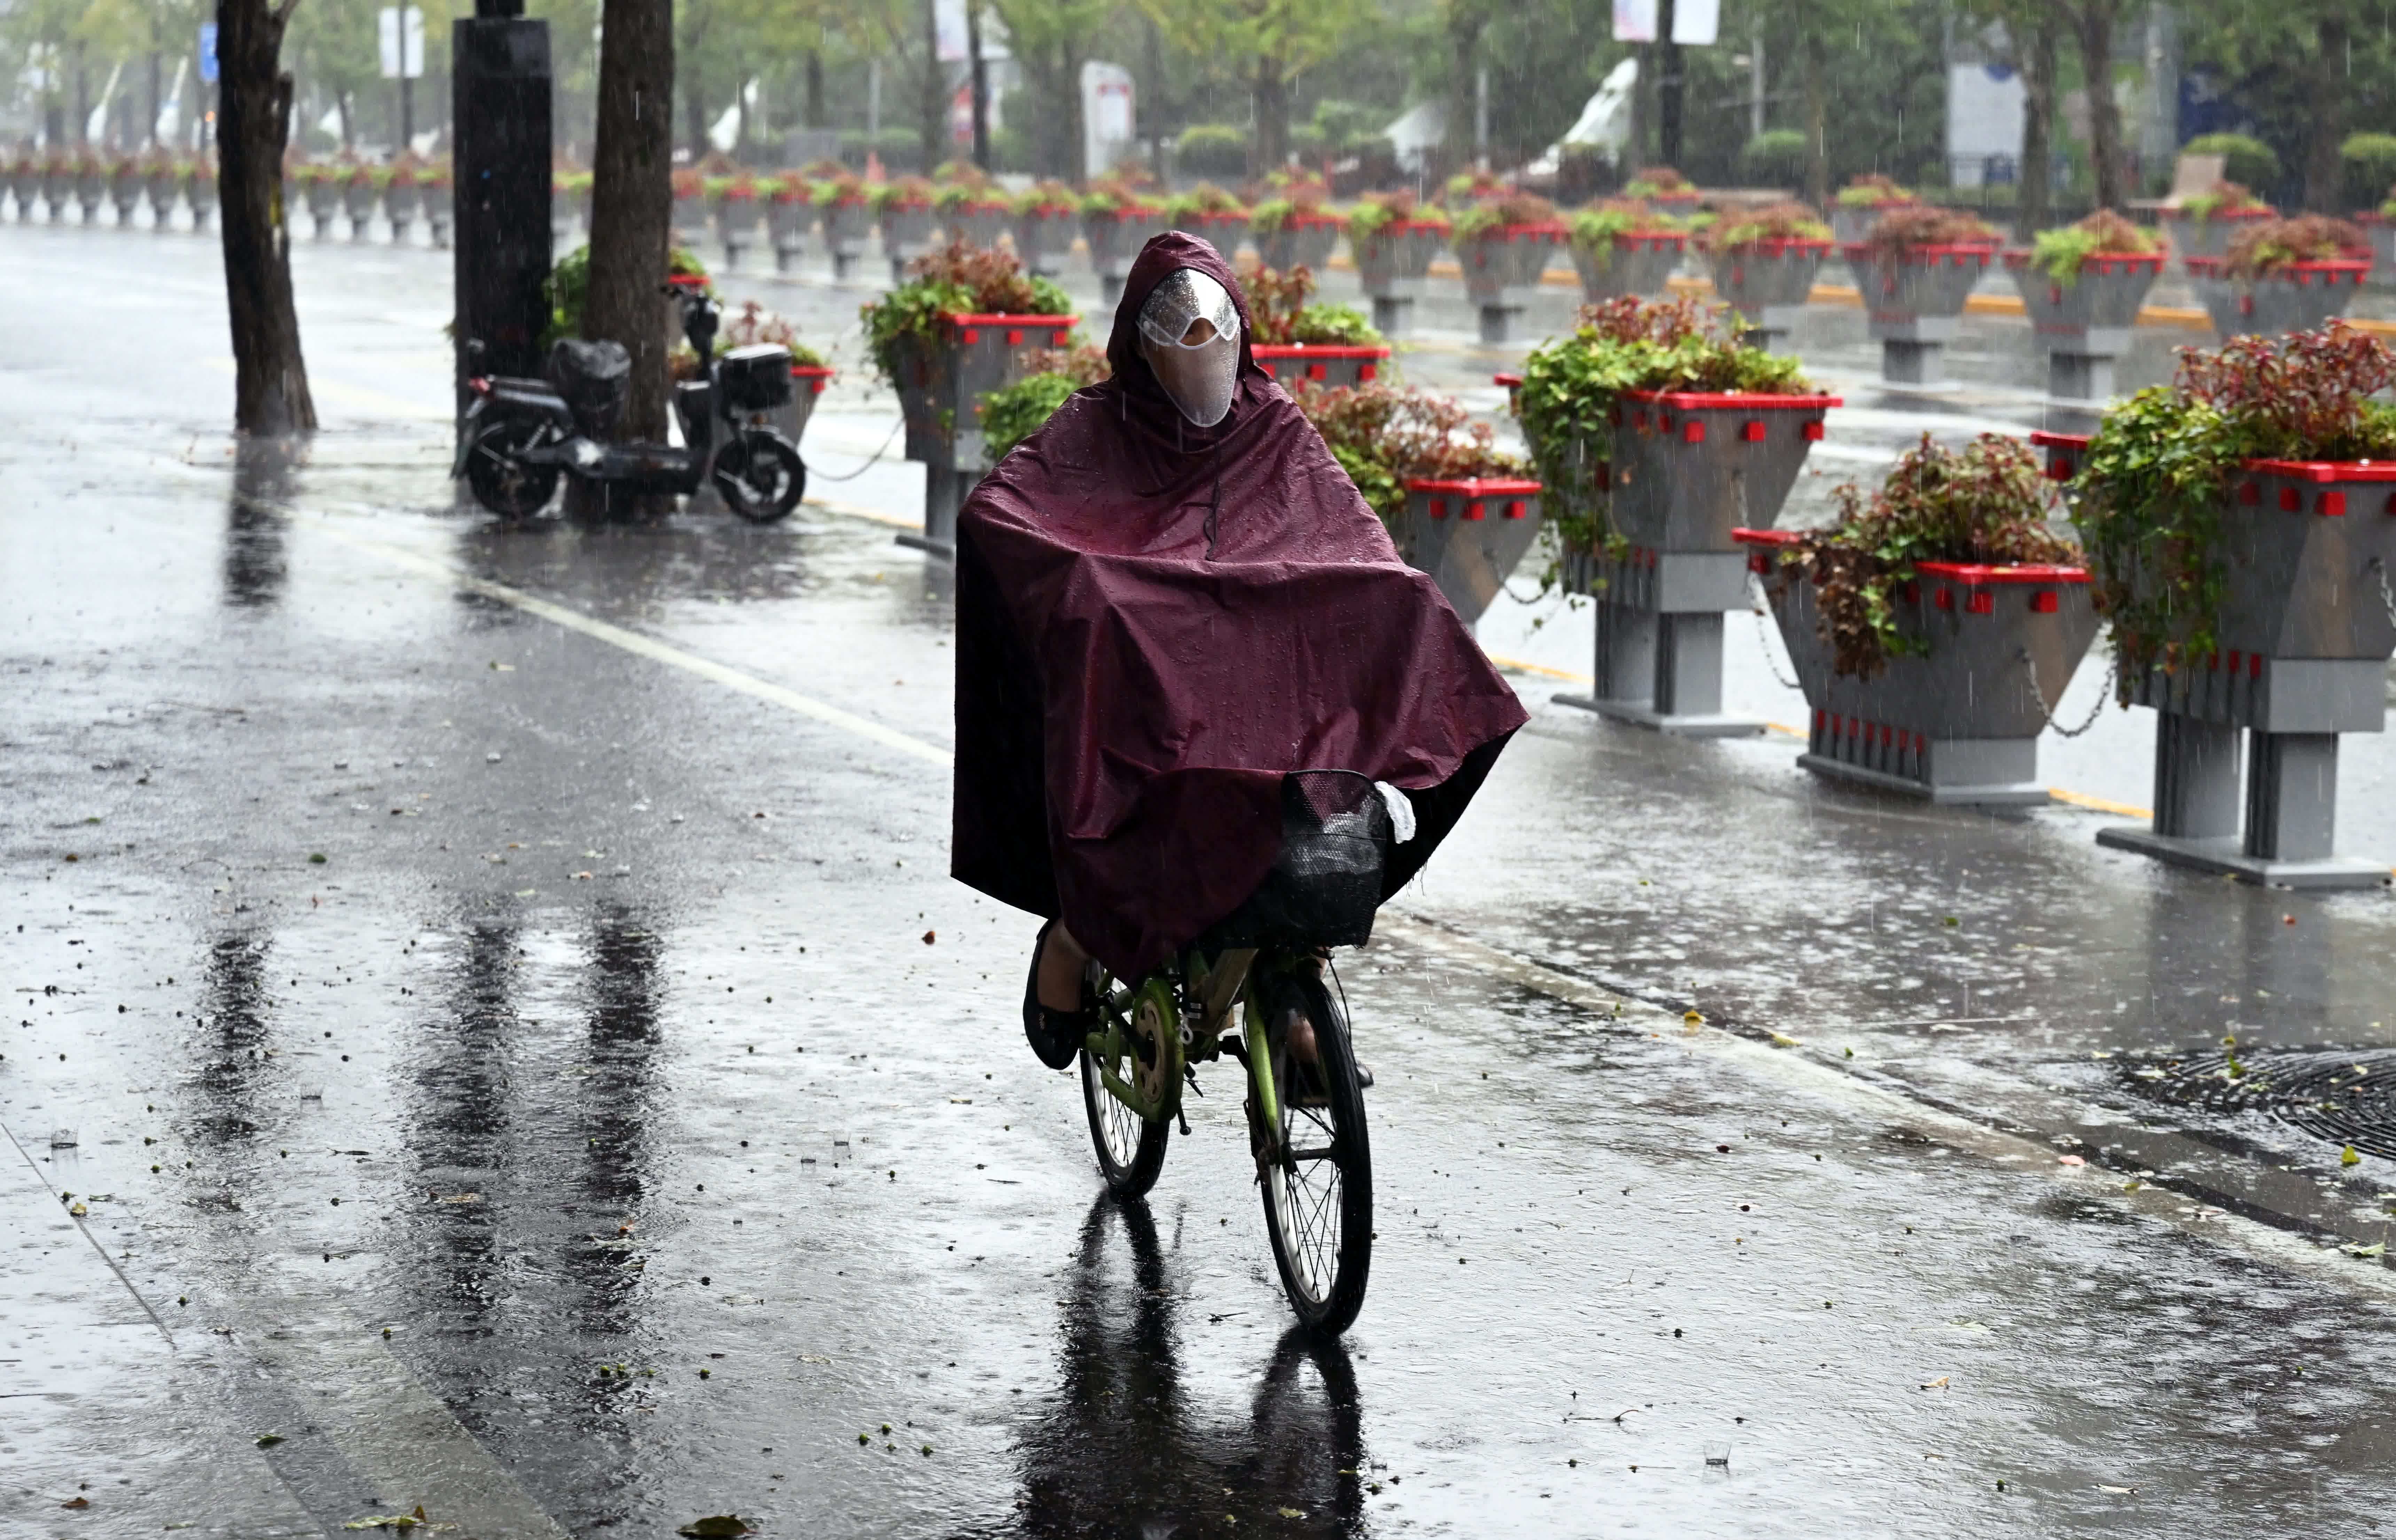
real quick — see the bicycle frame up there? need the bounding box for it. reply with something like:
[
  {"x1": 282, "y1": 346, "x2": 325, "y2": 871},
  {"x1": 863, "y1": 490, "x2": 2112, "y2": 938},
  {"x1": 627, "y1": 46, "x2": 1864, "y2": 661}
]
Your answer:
[{"x1": 1085, "y1": 945, "x2": 1290, "y2": 1153}]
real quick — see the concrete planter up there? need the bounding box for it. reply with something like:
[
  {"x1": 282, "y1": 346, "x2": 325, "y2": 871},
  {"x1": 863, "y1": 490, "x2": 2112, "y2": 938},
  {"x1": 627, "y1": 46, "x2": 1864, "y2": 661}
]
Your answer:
[
  {"x1": 76, "y1": 169, "x2": 104, "y2": 222},
  {"x1": 1457, "y1": 221, "x2": 1568, "y2": 342},
  {"x1": 185, "y1": 171, "x2": 216, "y2": 232},
  {"x1": 1253, "y1": 212, "x2": 1343, "y2": 274},
  {"x1": 671, "y1": 190, "x2": 707, "y2": 247},
  {"x1": 1250, "y1": 344, "x2": 1391, "y2": 392},
  {"x1": 2183, "y1": 255, "x2": 2369, "y2": 341},
  {"x1": 343, "y1": 179, "x2": 378, "y2": 240},
  {"x1": 877, "y1": 201, "x2": 940, "y2": 282},
  {"x1": 1829, "y1": 201, "x2": 1920, "y2": 247},
  {"x1": 1397, "y1": 478, "x2": 1545, "y2": 625},
  {"x1": 1011, "y1": 205, "x2": 1078, "y2": 277},
  {"x1": 1739, "y1": 529, "x2": 2100, "y2": 804},
  {"x1": 3, "y1": 163, "x2": 31, "y2": 217},
  {"x1": 419, "y1": 182, "x2": 450, "y2": 247},
  {"x1": 304, "y1": 180, "x2": 341, "y2": 239},
  {"x1": 1707, "y1": 238, "x2": 1832, "y2": 353},
  {"x1": 145, "y1": 169, "x2": 180, "y2": 228},
  {"x1": 2003, "y1": 249, "x2": 2165, "y2": 399},
  {"x1": 1354, "y1": 221, "x2": 1445, "y2": 337},
  {"x1": 1083, "y1": 206, "x2": 1169, "y2": 305},
  {"x1": 1841, "y1": 240, "x2": 1999, "y2": 384},
  {"x1": 2040, "y1": 429, "x2": 2396, "y2": 886},
  {"x1": 2360, "y1": 213, "x2": 2396, "y2": 289},
  {"x1": 712, "y1": 191, "x2": 760, "y2": 267},
  {"x1": 2156, "y1": 204, "x2": 2275, "y2": 272},
  {"x1": 891, "y1": 310, "x2": 1079, "y2": 554},
  {"x1": 822, "y1": 198, "x2": 873, "y2": 279},
  {"x1": 1561, "y1": 388, "x2": 1839, "y2": 735},
  {"x1": 1170, "y1": 210, "x2": 1249, "y2": 264},
  {"x1": 765, "y1": 193, "x2": 810, "y2": 272},
  {"x1": 775, "y1": 364, "x2": 834, "y2": 445},
  {"x1": 946, "y1": 200, "x2": 1013, "y2": 250},
  {"x1": 1570, "y1": 230, "x2": 1686, "y2": 303},
  {"x1": 42, "y1": 167, "x2": 74, "y2": 220},
  {"x1": 109, "y1": 167, "x2": 143, "y2": 226},
  {"x1": 385, "y1": 180, "x2": 422, "y2": 242}
]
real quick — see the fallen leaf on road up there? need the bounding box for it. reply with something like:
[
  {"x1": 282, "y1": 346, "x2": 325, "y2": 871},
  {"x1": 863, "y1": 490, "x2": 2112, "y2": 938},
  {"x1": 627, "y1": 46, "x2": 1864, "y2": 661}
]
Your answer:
[
  {"x1": 2057, "y1": 1155, "x2": 2085, "y2": 1167},
  {"x1": 922, "y1": 930, "x2": 936, "y2": 945},
  {"x1": 676, "y1": 1518, "x2": 753, "y2": 1538},
  {"x1": 1769, "y1": 1032, "x2": 1801, "y2": 1048},
  {"x1": 62, "y1": 1497, "x2": 89, "y2": 1510},
  {"x1": 256, "y1": 1433, "x2": 284, "y2": 1446},
  {"x1": 343, "y1": 1507, "x2": 433, "y2": 1531},
  {"x1": 2342, "y1": 1145, "x2": 2362, "y2": 1167},
  {"x1": 1920, "y1": 1376, "x2": 1949, "y2": 1390},
  {"x1": 2342, "y1": 1241, "x2": 2386, "y2": 1258}
]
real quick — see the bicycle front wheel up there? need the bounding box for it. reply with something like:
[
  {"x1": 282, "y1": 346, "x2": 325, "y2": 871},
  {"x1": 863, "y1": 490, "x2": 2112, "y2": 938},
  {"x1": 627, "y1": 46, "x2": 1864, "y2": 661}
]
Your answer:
[
  {"x1": 1078, "y1": 974, "x2": 1170, "y2": 1198},
  {"x1": 1254, "y1": 968, "x2": 1372, "y2": 1335}
]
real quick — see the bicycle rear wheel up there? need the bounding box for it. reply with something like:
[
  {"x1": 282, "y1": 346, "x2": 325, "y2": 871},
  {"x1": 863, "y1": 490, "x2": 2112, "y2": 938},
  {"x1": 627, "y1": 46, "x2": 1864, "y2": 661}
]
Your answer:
[
  {"x1": 1079, "y1": 974, "x2": 1171, "y2": 1198},
  {"x1": 1253, "y1": 968, "x2": 1372, "y2": 1334}
]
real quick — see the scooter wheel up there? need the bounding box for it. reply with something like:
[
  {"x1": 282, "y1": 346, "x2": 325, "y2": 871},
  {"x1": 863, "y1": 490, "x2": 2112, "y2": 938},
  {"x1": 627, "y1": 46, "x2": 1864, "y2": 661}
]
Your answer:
[
  {"x1": 713, "y1": 430, "x2": 806, "y2": 523},
  {"x1": 463, "y1": 415, "x2": 560, "y2": 521}
]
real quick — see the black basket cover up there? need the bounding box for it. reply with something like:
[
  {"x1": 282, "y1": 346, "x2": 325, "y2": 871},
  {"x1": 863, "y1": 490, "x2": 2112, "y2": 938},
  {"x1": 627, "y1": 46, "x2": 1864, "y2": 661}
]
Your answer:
[
  {"x1": 545, "y1": 338, "x2": 630, "y2": 438},
  {"x1": 1206, "y1": 771, "x2": 1391, "y2": 950},
  {"x1": 719, "y1": 343, "x2": 796, "y2": 412}
]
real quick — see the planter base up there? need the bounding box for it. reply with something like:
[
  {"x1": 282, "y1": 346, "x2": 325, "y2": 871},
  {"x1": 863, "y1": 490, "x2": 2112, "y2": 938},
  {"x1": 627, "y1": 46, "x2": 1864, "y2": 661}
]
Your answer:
[
  {"x1": 1554, "y1": 695, "x2": 1766, "y2": 737},
  {"x1": 2094, "y1": 826, "x2": 2388, "y2": 889},
  {"x1": 832, "y1": 252, "x2": 864, "y2": 280},
  {"x1": 773, "y1": 241, "x2": 804, "y2": 272},
  {"x1": 1735, "y1": 306, "x2": 1806, "y2": 354},
  {"x1": 914, "y1": 465, "x2": 975, "y2": 556},
  {"x1": 1477, "y1": 303, "x2": 1527, "y2": 343},
  {"x1": 1371, "y1": 295, "x2": 1416, "y2": 337},
  {"x1": 2046, "y1": 352, "x2": 2118, "y2": 400},
  {"x1": 1100, "y1": 273, "x2": 1131, "y2": 307},
  {"x1": 895, "y1": 529, "x2": 956, "y2": 559},
  {"x1": 1797, "y1": 751, "x2": 2049, "y2": 807},
  {"x1": 1880, "y1": 338, "x2": 1948, "y2": 385}
]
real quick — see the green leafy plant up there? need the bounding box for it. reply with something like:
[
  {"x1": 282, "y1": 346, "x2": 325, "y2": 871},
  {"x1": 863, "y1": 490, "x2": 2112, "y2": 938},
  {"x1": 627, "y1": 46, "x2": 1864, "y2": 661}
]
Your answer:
[
  {"x1": 1239, "y1": 265, "x2": 1384, "y2": 347},
  {"x1": 1739, "y1": 129, "x2": 1807, "y2": 186},
  {"x1": 1569, "y1": 198, "x2": 1683, "y2": 271},
  {"x1": 1514, "y1": 296, "x2": 1812, "y2": 566},
  {"x1": 2340, "y1": 133, "x2": 2396, "y2": 209},
  {"x1": 1835, "y1": 172, "x2": 1912, "y2": 209},
  {"x1": 1011, "y1": 179, "x2": 1079, "y2": 215},
  {"x1": 861, "y1": 241, "x2": 1072, "y2": 384},
  {"x1": 2074, "y1": 323, "x2": 2396, "y2": 672},
  {"x1": 1078, "y1": 178, "x2": 1163, "y2": 216},
  {"x1": 1347, "y1": 189, "x2": 1444, "y2": 242},
  {"x1": 977, "y1": 341, "x2": 1111, "y2": 458},
  {"x1": 1250, "y1": 198, "x2": 1344, "y2": 235},
  {"x1": 1292, "y1": 381, "x2": 1528, "y2": 526},
  {"x1": 1693, "y1": 198, "x2": 1829, "y2": 255},
  {"x1": 2184, "y1": 132, "x2": 2281, "y2": 194},
  {"x1": 809, "y1": 171, "x2": 867, "y2": 205},
  {"x1": 1453, "y1": 191, "x2": 1558, "y2": 241},
  {"x1": 1176, "y1": 123, "x2": 1250, "y2": 177},
  {"x1": 542, "y1": 244, "x2": 711, "y2": 351},
  {"x1": 1771, "y1": 434, "x2": 2080, "y2": 678},
  {"x1": 2221, "y1": 214, "x2": 2364, "y2": 277},
  {"x1": 868, "y1": 175, "x2": 935, "y2": 214},
  {"x1": 1164, "y1": 182, "x2": 1247, "y2": 221},
  {"x1": 1443, "y1": 168, "x2": 1511, "y2": 206},
  {"x1": 2179, "y1": 181, "x2": 2265, "y2": 224},
  {"x1": 1623, "y1": 166, "x2": 1691, "y2": 198},
  {"x1": 2029, "y1": 208, "x2": 2161, "y2": 286}
]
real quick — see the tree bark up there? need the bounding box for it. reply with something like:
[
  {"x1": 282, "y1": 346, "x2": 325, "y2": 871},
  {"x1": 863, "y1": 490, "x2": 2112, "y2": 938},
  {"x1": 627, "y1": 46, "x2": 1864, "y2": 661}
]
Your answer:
[
  {"x1": 1801, "y1": 29, "x2": 1828, "y2": 208},
  {"x1": 805, "y1": 50, "x2": 825, "y2": 129},
  {"x1": 1657, "y1": 0, "x2": 1682, "y2": 169},
  {"x1": 967, "y1": 2, "x2": 990, "y2": 170},
  {"x1": 682, "y1": 59, "x2": 707, "y2": 161},
  {"x1": 920, "y1": 0, "x2": 945, "y2": 171},
  {"x1": 586, "y1": 0, "x2": 674, "y2": 505},
  {"x1": 2069, "y1": 0, "x2": 2125, "y2": 209},
  {"x1": 1443, "y1": 7, "x2": 1487, "y2": 182},
  {"x1": 216, "y1": 0, "x2": 315, "y2": 435},
  {"x1": 2302, "y1": 9, "x2": 2349, "y2": 211},
  {"x1": 2017, "y1": 13, "x2": 2058, "y2": 238},
  {"x1": 1251, "y1": 59, "x2": 1290, "y2": 173}
]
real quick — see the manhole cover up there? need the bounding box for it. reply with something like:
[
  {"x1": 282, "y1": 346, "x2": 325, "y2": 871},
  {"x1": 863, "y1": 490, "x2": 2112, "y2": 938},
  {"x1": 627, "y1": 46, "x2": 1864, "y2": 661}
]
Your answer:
[{"x1": 2121, "y1": 1049, "x2": 2396, "y2": 1161}]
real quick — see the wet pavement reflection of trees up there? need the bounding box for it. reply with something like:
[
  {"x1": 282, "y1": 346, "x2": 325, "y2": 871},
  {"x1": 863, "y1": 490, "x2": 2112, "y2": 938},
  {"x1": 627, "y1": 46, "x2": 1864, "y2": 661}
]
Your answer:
[
  {"x1": 1012, "y1": 1197, "x2": 1365, "y2": 1538},
  {"x1": 223, "y1": 438, "x2": 297, "y2": 608}
]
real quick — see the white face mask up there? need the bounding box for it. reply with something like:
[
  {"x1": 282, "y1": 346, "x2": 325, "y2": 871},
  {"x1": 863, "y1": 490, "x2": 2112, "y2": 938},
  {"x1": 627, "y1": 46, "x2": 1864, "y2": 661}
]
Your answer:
[{"x1": 1137, "y1": 268, "x2": 1242, "y2": 428}]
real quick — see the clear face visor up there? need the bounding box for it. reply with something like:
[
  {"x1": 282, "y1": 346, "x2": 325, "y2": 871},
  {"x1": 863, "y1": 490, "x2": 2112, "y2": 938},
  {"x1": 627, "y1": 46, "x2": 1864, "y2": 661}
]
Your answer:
[{"x1": 1137, "y1": 268, "x2": 1242, "y2": 429}]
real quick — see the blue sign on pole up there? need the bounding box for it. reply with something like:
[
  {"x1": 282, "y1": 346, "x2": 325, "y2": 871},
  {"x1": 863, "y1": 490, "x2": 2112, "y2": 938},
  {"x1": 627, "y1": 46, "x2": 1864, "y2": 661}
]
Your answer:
[{"x1": 198, "y1": 23, "x2": 219, "y2": 84}]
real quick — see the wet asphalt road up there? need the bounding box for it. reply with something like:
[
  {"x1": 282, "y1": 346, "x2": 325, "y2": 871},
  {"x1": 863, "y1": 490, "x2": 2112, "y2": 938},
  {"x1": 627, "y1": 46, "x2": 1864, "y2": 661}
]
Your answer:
[{"x1": 7, "y1": 221, "x2": 2396, "y2": 1539}]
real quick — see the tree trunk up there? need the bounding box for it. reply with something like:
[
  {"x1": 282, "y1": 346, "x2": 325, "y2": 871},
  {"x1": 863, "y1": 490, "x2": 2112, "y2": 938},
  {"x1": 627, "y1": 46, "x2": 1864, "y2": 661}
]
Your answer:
[
  {"x1": 585, "y1": 0, "x2": 674, "y2": 510},
  {"x1": 149, "y1": 51, "x2": 163, "y2": 149},
  {"x1": 216, "y1": 0, "x2": 315, "y2": 435},
  {"x1": 2017, "y1": 13, "x2": 2057, "y2": 238},
  {"x1": 1657, "y1": 0, "x2": 1682, "y2": 168},
  {"x1": 337, "y1": 88, "x2": 353, "y2": 154},
  {"x1": 967, "y1": 3, "x2": 990, "y2": 170},
  {"x1": 2302, "y1": 9, "x2": 2349, "y2": 211},
  {"x1": 920, "y1": 0, "x2": 945, "y2": 171},
  {"x1": 1802, "y1": 30, "x2": 1827, "y2": 208},
  {"x1": 805, "y1": 50, "x2": 824, "y2": 129},
  {"x1": 2071, "y1": 0, "x2": 2125, "y2": 209},
  {"x1": 1252, "y1": 59, "x2": 1290, "y2": 173},
  {"x1": 683, "y1": 58, "x2": 707, "y2": 161},
  {"x1": 1443, "y1": 10, "x2": 1486, "y2": 183}
]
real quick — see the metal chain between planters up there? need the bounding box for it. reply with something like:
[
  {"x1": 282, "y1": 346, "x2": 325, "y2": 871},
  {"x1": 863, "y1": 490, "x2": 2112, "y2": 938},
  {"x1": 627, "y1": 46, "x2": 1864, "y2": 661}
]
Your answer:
[
  {"x1": 2020, "y1": 645, "x2": 2114, "y2": 739},
  {"x1": 805, "y1": 415, "x2": 907, "y2": 482},
  {"x1": 1747, "y1": 571, "x2": 1803, "y2": 692},
  {"x1": 2370, "y1": 556, "x2": 2396, "y2": 633}
]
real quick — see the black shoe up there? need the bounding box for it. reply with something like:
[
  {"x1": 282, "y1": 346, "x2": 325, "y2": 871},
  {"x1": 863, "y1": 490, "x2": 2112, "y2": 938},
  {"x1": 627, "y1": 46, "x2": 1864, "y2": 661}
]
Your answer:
[{"x1": 1022, "y1": 918, "x2": 1092, "y2": 1071}]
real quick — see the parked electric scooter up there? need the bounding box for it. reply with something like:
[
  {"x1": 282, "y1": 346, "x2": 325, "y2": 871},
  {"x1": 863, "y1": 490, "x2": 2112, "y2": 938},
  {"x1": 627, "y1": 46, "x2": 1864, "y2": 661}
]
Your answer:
[{"x1": 454, "y1": 284, "x2": 808, "y2": 522}]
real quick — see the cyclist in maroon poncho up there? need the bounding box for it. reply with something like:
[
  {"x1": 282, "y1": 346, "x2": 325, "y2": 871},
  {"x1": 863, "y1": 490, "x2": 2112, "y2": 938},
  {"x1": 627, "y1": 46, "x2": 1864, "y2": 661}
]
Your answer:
[{"x1": 949, "y1": 232, "x2": 1526, "y2": 1068}]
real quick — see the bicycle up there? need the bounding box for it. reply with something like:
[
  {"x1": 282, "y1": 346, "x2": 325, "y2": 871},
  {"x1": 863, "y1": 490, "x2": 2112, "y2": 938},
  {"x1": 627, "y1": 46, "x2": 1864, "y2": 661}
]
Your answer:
[{"x1": 1072, "y1": 770, "x2": 1385, "y2": 1335}]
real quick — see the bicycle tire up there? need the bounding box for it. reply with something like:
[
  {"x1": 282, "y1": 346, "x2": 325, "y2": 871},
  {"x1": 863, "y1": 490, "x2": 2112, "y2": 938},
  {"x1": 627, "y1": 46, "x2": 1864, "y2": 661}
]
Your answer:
[
  {"x1": 463, "y1": 414, "x2": 560, "y2": 520},
  {"x1": 1078, "y1": 975, "x2": 1170, "y2": 1198},
  {"x1": 1254, "y1": 968, "x2": 1373, "y2": 1335}
]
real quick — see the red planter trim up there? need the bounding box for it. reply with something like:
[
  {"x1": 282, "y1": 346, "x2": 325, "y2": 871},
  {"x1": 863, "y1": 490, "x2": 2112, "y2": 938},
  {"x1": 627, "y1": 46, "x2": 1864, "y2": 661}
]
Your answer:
[
  {"x1": 1732, "y1": 527, "x2": 2090, "y2": 586},
  {"x1": 1999, "y1": 248, "x2": 2164, "y2": 275},
  {"x1": 1620, "y1": 388, "x2": 1843, "y2": 410},
  {"x1": 2182, "y1": 255, "x2": 2371, "y2": 284}
]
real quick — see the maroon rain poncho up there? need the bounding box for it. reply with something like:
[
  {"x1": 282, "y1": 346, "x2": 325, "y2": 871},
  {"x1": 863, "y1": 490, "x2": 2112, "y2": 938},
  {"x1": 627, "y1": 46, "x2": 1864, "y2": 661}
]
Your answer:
[{"x1": 950, "y1": 232, "x2": 1525, "y2": 978}]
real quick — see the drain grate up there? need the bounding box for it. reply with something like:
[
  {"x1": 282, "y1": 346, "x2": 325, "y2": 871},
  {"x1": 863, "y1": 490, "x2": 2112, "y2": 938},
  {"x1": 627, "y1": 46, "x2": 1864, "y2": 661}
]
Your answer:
[{"x1": 2121, "y1": 1049, "x2": 2396, "y2": 1162}]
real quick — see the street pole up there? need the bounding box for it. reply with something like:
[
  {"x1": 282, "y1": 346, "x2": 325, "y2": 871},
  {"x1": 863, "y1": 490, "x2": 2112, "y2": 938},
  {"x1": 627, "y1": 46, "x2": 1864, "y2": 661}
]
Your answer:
[
  {"x1": 400, "y1": 75, "x2": 412, "y2": 151},
  {"x1": 452, "y1": 0, "x2": 551, "y2": 419},
  {"x1": 966, "y1": 1, "x2": 990, "y2": 171},
  {"x1": 1749, "y1": 16, "x2": 1764, "y2": 142},
  {"x1": 1658, "y1": 0, "x2": 1682, "y2": 168}
]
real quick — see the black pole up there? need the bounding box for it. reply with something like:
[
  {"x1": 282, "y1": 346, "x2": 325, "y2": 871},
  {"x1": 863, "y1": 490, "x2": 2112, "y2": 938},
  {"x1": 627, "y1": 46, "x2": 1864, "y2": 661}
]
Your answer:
[
  {"x1": 966, "y1": 2, "x2": 990, "y2": 170},
  {"x1": 400, "y1": 74, "x2": 412, "y2": 149},
  {"x1": 1658, "y1": 0, "x2": 1682, "y2": 168},
  {"x1": 452, "y1": 0, "x2": 551, "y2": 419}
]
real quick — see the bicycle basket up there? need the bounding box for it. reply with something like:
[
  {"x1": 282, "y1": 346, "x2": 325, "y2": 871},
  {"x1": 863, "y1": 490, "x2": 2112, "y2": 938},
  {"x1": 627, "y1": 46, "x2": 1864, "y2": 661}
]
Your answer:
[
  {"x1": 718, "y1": 343, "x2": 796, "y2": 412},
  {"x1": 545, "y1": 337, "x2": 631, "y2": 438},
  {"x1": 1208, "y1": 770, "x2": 1391, "y2": 950}
]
